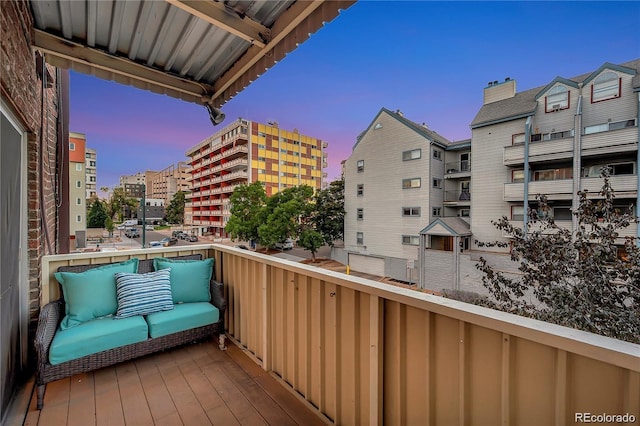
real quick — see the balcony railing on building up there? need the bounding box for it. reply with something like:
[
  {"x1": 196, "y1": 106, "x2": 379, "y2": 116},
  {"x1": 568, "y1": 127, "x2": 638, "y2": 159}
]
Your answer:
[
  {"x1": 444, "y1": 160, "x2": 471, "y2": 175},
  {"x1": 40, "y1": 245, "x2": 640, "y2": 425},
  {"x1": 444, "y1": 190, "x2": 471, "y2": 203}
]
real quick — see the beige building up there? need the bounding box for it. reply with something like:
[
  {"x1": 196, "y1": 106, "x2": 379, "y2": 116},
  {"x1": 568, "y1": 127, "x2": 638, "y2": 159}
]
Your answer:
[
  {"x1": 471, "y1": 59, "x2": 639, "y2": 255},
  {"x1": 85, "y1": 148, "x2": 96, "y2": 199},
  {"x1": 185, "y1": 118, "x2": 326, "y2": 237},
  {"x1": 69, "y1": 132, "x2": 87, "y2": 248},
  {"x1": 147, "y1": 162, "x2": 190, "y2": 204}
]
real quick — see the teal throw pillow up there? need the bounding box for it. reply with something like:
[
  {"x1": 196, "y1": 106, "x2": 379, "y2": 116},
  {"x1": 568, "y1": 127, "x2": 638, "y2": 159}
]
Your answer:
[
  {"x1": 153, "y1": 257, "x2": 213, "y2": 304},
  {"x1": 115, "y1": 269, "x2": 174, "y2": 318},
  {"x1": 54, "y1": 258, "x2": 139, "y2": 329}
]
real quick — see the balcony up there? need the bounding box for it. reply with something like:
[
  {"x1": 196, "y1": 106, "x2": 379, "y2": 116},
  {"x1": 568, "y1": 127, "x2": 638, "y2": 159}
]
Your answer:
[
  {"x1": 444, "y1": 160, "x2": 471, "y2": 178},
  {"x1": 31, "y1": 245, "x2": 639, "y2": 425},
  {"x1": 504, "y1": 175, "x2": 637, "y2": 201},
  {"x1": 444, "y1": 190, "x2": 471, "y2": 205},
  {"x1": 503, "y1": 139, "x2": 573, "y2": 166}
]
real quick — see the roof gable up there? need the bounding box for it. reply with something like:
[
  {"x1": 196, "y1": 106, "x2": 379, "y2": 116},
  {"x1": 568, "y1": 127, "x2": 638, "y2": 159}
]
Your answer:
[
  {"x1": 582, "y1": 62, "x2": 637, "y2": 86},
  {"x1": 420, "y1": 217, "x2": 472, "y2": 236},
  {"x1": 535, "y1": 77, "x2": 580, "y2": 100}
]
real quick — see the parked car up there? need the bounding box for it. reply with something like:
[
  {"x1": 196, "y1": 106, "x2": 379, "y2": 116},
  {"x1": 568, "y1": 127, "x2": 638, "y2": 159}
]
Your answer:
[
  {"x1": 149, "y1": 240, "x2": 163, "y2": 247},
  {"x1": 117, "y1": 224, "x2": 126, "y2": 230},
  {"x1": 172, "y1": 230, "x2": 185, "y2": 238},
  {"x1": 177, "y1": 232, "x2": 189, "y2": 240},
  {"x1": 275, "y1": 238, "x2": 294, "y2": 250},
  {"x1": 145, "y1": 224, "x2": 154, "y2": 231},
  {"x1": 160, "y1": 237, "x2": 178, "y2": 247},
  {"x1": 125, "y1": 228, "x2": 140, "y2": 238},
  {"x1": 187, "y1": 235, "x2": 198, "y2": 242}
]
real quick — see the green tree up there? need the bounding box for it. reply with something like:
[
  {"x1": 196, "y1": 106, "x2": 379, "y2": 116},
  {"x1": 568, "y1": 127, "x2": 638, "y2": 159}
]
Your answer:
[
  {"x1": 87, "y1": 199, "x2": 108, "y2": 228},
  {"x1": 258, "y1": 185, "x2": 314, "y2": 248},
  {"x1": 298, "y1": 229, "x2": 324, "y2": 261},
  {"x1": 165, "y1": 191, "x2": 186, "y2": 224},
  {"x1": 104, "y1": 186, "x2": 138, "y2": 221},
  {"x1": 312, "y1": 178, "x2": 345, "y2": 246},
  {"x1": 225, "y1": 182, "x2": 267, "y2": 243},
  {"x1": 476, "y1": 170, "x2": 640, "y2": 343},
  {"x1": 104, "y1": 216, "x2": 115, "y2": 237}
]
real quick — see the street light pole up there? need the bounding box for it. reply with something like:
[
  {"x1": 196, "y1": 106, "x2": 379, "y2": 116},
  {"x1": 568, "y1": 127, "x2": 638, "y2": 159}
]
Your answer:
[{"x1": 142, "y1": 185, "x2": 146, "y2": 248}]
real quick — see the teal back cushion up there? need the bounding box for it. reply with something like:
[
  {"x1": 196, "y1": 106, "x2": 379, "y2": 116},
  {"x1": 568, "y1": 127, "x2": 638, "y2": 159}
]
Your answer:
[
  {"x1": 153, "y1": 257, "x2": 213, "y2": 303},
  {"x1": 54, "y1": 258, "x2": 139, "y2": 329}
]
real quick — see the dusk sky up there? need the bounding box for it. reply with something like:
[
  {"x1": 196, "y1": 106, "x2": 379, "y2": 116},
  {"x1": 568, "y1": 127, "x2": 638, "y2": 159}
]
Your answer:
[{"x1": 69, "y1": 1, "x2": 640, "y2": 193}]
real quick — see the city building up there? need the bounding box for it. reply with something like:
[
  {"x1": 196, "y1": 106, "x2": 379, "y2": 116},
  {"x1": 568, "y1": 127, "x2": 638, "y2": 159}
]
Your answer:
[
  {"x1": 122, "y1": 183, "x2": 146, "y2": 199},
  {"x1": 185, "y1": 118, "x2": 327, "y2": 237},
  {"x1": 137, "y1": 198, "x2": 165, "y2": 224},
  {"x1": 340, "y1": 108, "x2": 468, "y2": 282},
  {"x1": 119, "y1": 171, "x2": 148, "y2": 189},
  {"x1": 85, "y1": 147, "x2": 97, "y2": 199},
  {"x1": 147, "y1": 162, "x2": 190, "y2": 204},
  {"x1": 68, "y1": 132, "x2": 87, "y2": 249},
  {"x1": 470, "y1": 59, "x2": 639, "y2": 259}
]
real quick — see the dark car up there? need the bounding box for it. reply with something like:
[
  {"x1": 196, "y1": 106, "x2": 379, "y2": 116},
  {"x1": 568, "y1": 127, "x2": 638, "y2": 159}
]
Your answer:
[
  {"x1": 125, "y1": 228, "x2": 140, "y2": 238},
  {"x1": 160, "y1": 237, "x2": 178, "y2": 247},
  {"x1": 187, "y1": 235, "x2": 198, "y2": 242}
]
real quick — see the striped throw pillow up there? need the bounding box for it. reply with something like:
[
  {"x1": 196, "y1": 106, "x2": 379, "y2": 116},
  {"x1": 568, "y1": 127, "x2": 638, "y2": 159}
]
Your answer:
[{"x1": 114, "y1": 269, "x2": 174, "y2": 318}]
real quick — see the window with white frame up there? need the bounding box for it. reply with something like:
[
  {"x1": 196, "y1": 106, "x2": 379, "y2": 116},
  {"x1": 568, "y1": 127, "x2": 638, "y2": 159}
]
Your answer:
[
  {"x1": 545, "y1": 85, "x2": 569, "y2": 112},
  {"x1": 512, "y1": 170, "x2": 525, "y2": 183},
  {"x1": 511, "y1": 205, "x2": 524, "y2": 221},
  {"x1": 356, "y1": 232, "x2": 364, "y2": 245},
  {"x1": 357, "y1": 184, "x2": 364, "y2": 196},
  {"x1": 75, "y1": 163, "x2": 82, "y2": 171},
  {"x1": 357, "y1": 208, "x2": 363, "y2": 220},
  {"x1": 357, "y1": 160, "x2": 364, "y2": 172},
  {"x1": 591, "y1": 71, "x2": 620, "y2": 102},
  {"x1": 433, "y1": 149, "x2": 442, "y2": 160},
  {"x1": 401, "y1": 235, "x2": 420, "y2": 245},
  {"x1": 69, "y1": 142, "x2": 75, "y2": 150},
  {"x1": 402, "y1": 149, "x2": 421, "y2": 161},
  {"x1": 432, "y1": 207, "x2": 441, "y2": 217},
  {"x1": 584, "y1": 119, "x2": 635, "y2": 135},
  {"x1": 512, "y1": 133, "x2": 525, "y2": 145},
  {"x1": 402, "y1": 207, "x2": 421, "y2": 217},
  {"x1": 402, "y1": 178, "x2": 421, "y2": 189}
]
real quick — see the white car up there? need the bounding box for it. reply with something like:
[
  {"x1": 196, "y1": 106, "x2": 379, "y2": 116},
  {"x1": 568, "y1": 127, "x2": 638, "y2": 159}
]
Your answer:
[
  {"x1": 148, "y1": 241, "x2": 163, "y2": 247},
  {"x1": 275, "y1": 239, "x2": 294, "y2": 250},
  {"x1": 145, "y1": 224, "x2": 154, "y2": 231}
]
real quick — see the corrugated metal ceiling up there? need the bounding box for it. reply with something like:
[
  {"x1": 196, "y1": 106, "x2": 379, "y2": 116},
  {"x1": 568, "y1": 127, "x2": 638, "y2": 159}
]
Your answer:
[{"x1": 29, "y1": 0, "x2": 355, "y2": 107}]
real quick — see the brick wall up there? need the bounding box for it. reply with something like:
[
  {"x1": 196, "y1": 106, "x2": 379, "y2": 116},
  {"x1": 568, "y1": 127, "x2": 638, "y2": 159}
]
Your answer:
[{"x1": 1, "y1": 0, "x2": 61, "y2": 333}]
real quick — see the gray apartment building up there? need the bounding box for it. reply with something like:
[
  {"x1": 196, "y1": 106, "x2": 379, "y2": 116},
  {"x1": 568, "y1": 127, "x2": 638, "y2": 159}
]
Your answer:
[{"x1": 341, "y1": 59, "x2": 639, "y2": 295}]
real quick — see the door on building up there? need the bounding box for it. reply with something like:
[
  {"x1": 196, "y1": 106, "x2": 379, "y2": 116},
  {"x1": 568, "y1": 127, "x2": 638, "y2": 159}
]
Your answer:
[{"x1": 1, "y1": 101, "x2": 28, "y2": 419}]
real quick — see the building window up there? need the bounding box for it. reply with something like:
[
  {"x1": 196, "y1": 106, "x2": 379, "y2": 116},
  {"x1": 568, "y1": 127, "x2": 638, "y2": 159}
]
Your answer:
[
  {"x1": 512, "y1": 170, "x2": 525, "y2": 183},
  {"x1": 584, "y1": 119, "x2": 635, "y2": 135},
  {"x1": 76, "y1": 215, "x2": 82, "y2": 222},
  {"x1": 402, "y1": 149, "x2": 421, "y2": 161},
  {"x1": 402, "y1": 235, "x2": 420, "y2": 245},
  {"x1": 582, "y1": 161, "x2": 635, "y2": 177},
  {"x1": 543, "y1": 129, "x2": 574, "y2": 141},
  {"x1": 545, "y1": 85, "x2": 569, "y2": 112},
  {"x1": 460, "y1": 209, "x2": 470, "y2": 217},
  {"x1": 402, "y1": 178, "x2": 421, "y2": 189},
  {"x1": 75, "y1": 163, "x2": 82, "y2": 171},
  {"x1": 592, "y1": 71, "x2": 620, "y2": 102},
  {"x1": 76, "y1": 197, "x2": 81, "y2": 205},
  {"x1": 433, "y1": 149, "x2": 442, "y2": 160},
  {"x1": 532, "y1": 167, "x2": 572, "y2": 181},
  {"x1": 512, "y1": 133, "x2": 525, "y2": 145},
  {"x1": 432, "y1": 207, "x2": 441, "y2": 217},
  {"x1": 357, "y1": 160, "x2": 364, "y2": 172},
  {"x1": 357, "y1": 208, "x2": 364, "y2": 220},
  {"x1": 374, "y1": 123, "x2": 383, "y2": 130},
  {"x1": 511, "y1": 205, "x2": 524, "y2": 221},
  {"x1": 76, "y1": 180, "x2": 81, "y2": 188},
  {"x1": 356, "y1": 232, "x2": 364, "y2": 245},
  {"x1": 402, "y1": 207, "x2": 421, "y2": 217},
  {"x1": 357, "y1": 184, "x2": 364, "y2": 196},
  {"x1": 69, "y1": 142, "x2": 76, "y2": 150},
  {"x1": 432, "y1": 178, "x2": 442, "y2": 188}
]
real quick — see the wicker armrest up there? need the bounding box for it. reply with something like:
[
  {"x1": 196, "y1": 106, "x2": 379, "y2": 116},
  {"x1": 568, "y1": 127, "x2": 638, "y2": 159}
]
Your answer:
[
  {"x1": 210, "y1": 280, "x2": 227, "y2": 314},
  {"x1": 35, "y1": 300, "x2": 63, "y2": 377}
]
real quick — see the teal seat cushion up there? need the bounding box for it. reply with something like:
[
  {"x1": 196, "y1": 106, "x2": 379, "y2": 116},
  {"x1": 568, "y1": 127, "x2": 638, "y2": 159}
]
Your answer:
[
  {"x1": 54, "y1": 258, "x2": 139, "y2": 329},
  {"x1": 49, "y1": 315, "x2": 148, "y2": 365},
  {"x1": 153, "y1": 258, "x2": 213, "y2": 303},
  {"x1": 145, "y1": 302, "x2": 219, "y2": 338}
]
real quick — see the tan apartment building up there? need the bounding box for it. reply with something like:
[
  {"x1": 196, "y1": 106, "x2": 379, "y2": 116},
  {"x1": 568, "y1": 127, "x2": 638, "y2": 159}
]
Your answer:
[
  {"x1": 69, "y1": 132, "x2": 87, "y2": 248},
  {"x1": 341, "y1": 108, "x2": 470, "y2": 282},
  {"x1": 85, "y1": 147, "x2": 97, "y2": 199},
  {"x1": 147, "y1": 162, "x2": 190, "y2": 204},
  {"x1": 185, "y1": 118, "x2": 326, "y2": 237},
  {"x1": 471, "y1": 59, "x2": 639, "y2": 256}
]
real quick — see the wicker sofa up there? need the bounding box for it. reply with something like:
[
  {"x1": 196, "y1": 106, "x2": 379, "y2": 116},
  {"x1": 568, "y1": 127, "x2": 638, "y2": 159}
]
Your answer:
[{"x1": 34, "y1": 254, "x2": 226, "y2": 409}]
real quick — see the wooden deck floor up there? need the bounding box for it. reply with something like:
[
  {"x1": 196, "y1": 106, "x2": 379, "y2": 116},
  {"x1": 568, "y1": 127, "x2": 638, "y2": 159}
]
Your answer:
[{"x1": 23, "y1": 341, "x2": 326, "y2": 426}]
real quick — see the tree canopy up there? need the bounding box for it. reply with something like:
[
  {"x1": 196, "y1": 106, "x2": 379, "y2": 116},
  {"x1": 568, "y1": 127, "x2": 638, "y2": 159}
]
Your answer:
[
  {"x1": 165, "y1": 191, "x2": 186, "y2": 224},
  {"x1": 87, "y1": 199, "x2": 108, "y2": 228},
  {"x1": 476, "y1": 170, "x2": 640, "y2": 343}
]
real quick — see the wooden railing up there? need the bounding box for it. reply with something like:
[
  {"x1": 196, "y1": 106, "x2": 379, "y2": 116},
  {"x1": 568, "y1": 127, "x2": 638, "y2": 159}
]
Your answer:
[{"x1": 41, "y1": 245, "x2": 640, "y2": 425}]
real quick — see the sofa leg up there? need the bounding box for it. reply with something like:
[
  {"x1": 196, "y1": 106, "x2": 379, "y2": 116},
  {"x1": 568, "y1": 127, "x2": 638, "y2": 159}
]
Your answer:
[
  {"x1": 37, "y1": 384, "x2": 45, "y2": 410},
  {"x1": 218, "y1": 334, "x2": 227, "y2": 351}
]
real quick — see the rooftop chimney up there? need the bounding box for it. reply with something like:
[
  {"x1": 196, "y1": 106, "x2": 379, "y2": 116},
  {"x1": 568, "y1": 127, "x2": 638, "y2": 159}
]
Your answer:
[{"x1": 483, "y1": 78, "x2": 516, "y2": 105}]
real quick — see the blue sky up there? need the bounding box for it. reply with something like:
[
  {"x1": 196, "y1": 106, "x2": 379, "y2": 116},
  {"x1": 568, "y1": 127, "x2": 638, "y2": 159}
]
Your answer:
[{"x1": 69, "y1": 1, "x2": 640, "y2": 191}]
